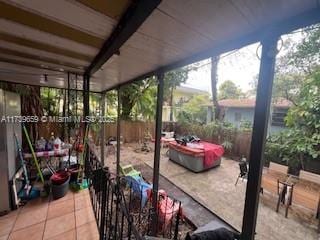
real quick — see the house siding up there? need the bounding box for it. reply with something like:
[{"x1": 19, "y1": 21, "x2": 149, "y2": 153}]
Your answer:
[
  {"x1": 223, "y1": 107, "x2": 287, "y2": 134},
  {"x1": 224, "y1": 107, "x2": 254, "y2": 128}
]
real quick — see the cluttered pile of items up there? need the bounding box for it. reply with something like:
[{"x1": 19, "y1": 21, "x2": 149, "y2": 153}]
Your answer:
[
  {"x1": 12, "y1": 124, "x2": 89, "y2": 208},
  {"x1": 120, "y1": 164, "x2": 183, "y2": 237}
]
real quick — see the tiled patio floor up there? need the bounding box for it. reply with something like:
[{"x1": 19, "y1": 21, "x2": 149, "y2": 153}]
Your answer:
[{"x1": 0, "y1": 189, "x2": 99, "y2": 240}]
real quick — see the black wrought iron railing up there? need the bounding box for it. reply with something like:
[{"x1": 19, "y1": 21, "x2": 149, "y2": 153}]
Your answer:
[{"x1": 85, "y1": 150, "x2": 183, "y2": 240}]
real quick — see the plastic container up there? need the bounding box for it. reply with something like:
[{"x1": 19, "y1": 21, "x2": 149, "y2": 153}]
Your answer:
[
  {"x1": 51, "y1": 176, "x2": 70, "y2": 200},
  {"x1": 51, "y1": 170, "x2": 70, "y2": 185},
  {"x1": 50, "y1": 170, "x2": 70, "y2": 200},
  {"x1": 54, "y1": 137, "x2": 62, "y2": 150},
  {"x1": 36, "y1": 137, "x2": 46, "y2": 151},
  {"x1": 68, "y1": 164, "x2": 81, "y2": 182}
]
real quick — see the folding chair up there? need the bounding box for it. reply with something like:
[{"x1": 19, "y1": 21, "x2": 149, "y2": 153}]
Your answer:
[
  {"x1": 120, "y1": 164, "x2": 141, "y2": 178},
  {"x1": 235, "y1": 161, "x2": 248, "y2": 186}
]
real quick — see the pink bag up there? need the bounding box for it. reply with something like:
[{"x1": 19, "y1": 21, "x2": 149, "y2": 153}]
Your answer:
[{"x1": 157, "y1": 190, "x2": 181, "y2": 233}]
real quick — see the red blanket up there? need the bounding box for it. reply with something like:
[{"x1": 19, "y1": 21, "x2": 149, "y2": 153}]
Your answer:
[{"x1": 201, "y1": 142, "x2": 224, "y2": 167}]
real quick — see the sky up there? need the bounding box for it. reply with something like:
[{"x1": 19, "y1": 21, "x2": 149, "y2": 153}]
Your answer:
[
  {"x1": 183, "y1": 43, "x2": 260, "y2": 95},
  {"x1": 183, "y1": 31, "x2": 304, "y2": 95}
]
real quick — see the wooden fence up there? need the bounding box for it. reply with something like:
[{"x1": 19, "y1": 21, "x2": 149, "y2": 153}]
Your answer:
[
  {"x1": 105, "y1": 121, "x2": 155, "y2": 143},
  {"x1": 38, "y1": 120, "x2": 251, "y2": 159}
]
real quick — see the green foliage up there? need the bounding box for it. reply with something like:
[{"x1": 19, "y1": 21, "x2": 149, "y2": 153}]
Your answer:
[
  {"x1": 285, "y1": 70, "x2": 320, "y2": 159},
  {"x1": 105, "y1": 90, "x2": 117, "y2": 120},
  {"x1": 177, "y1": 121, "x2": 237, "y2": 155},
  {"x1": 163, "y1": 67, "x2": 189, "y2": 101},
  {"x1": 264, "y1": 25, "x2": 320, "y2": 171},
  {"x1": 120, "y1": 77, "x2": 157, "y2": 120},
  {"x1": 272, "y1": 73, "x2": 302, "y2": 105},
  {"x1": 239, "y1": 120, "x2": 252, "y2": 131},
  {"x1": 179, "y1": 121, "x2": 236, "y2": 145},
  {"x1": 119, "y1": 67, "x2": 189, "y2": 120},
  {"x1": 40, "y1": 87, "x2": 64, "y2": 116},
  {"x1": 176, "y1": 94, "x2": 210, "y2": 124},
  {"x1": 132, "y1": 85, "x2": 157, "y2": 120},
  {"x1": 266, "y1": 70, "x2": 320, "y2": 170},
  {"x1": 288, "y1": 24, "x2": 320, "y2": 73},
  {"x1": 218, "y1": 80, "x2": 244, "y2": 100},
  {"x1": 221, "y1": 140, "x2": 233, "y2": 153}
]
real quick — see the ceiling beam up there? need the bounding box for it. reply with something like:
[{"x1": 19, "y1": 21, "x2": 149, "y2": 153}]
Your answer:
[
  {"x1": 0, "y1": 1, "x2": 103, "y2": 48},
  {"x1": 0, "y1": 47, "x2": 85, "y2": 70},
  {"x1": 0, "y1": 57, "x2": 83, "y2": 75},
  {"x1": 103, "y1": 7, "x2": 320, "y2": 92},
  {"x1": 0, "y1": 32, "x2": 93, "y2": 62},
  {"x1": 85, "y1": 0, "x2": 161, "y2": 76}
]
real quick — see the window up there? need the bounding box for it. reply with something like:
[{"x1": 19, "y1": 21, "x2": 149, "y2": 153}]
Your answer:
[
  {"x1": 235, "y1": 112, "x2": 242, "y2": 121},
  {"x1": 272, "y1": 108, "x2": 288, "y2": 126}
]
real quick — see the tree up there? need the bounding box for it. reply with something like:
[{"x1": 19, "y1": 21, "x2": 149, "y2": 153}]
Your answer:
[
  {"x1": 132, "y1": 84, "x2": 157, "y2": 120},
  {"x1": 265, "y1": 70, "x2": 320, "y2": 170},
  {"x1": 0, "y1": 82, "x2": 43, "y2": 143},
  {"x1": 272, "y1": 73, "x2": 302, "y2": 105},
  {"x1": 266, "y1": 25, "x2": 320, "y2": 103},
  {"x1": 287, "y1": 24, "x2": 320, "y2": 74},
  {"x1": 177, "y1": 94, "x2": 211, "y2": 124},
  {"x1": 211, "y1": 56, "x2": 220, "y2": 120},
  {"x1": 264, "y1": 25, "x2": 320, "y2": 171},
  {"x1": 120, "y1": 77, "x2": 156, "y2": 120},
  {"x1": 163, "y1": 68, "x2": 189, "y2": 121},
  {"x1": 218, "y1": 80, "x2": 244, "y2": 100},
  {"x1": 119, "y1": 67, "x2": 189, "y2": 120}
]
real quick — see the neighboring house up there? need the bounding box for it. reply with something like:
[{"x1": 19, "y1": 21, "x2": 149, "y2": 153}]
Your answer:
[
  {"x1": 162, "y1": 86, "x2": 209, "y2": 122},
  {"x1": 214, "y1": 98, "x2": 292, "y2": 134}
]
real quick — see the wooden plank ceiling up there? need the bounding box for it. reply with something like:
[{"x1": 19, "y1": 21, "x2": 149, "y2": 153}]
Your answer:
[
  {"x1": 0, "y1": 0, "x2": 319, "y2": 92},
  {"x1": 0, "y1": 0, "x2": 130, "y2": 91},
  {"x1": 94, "y1": 0, "x2": 320, "y2": 91}
]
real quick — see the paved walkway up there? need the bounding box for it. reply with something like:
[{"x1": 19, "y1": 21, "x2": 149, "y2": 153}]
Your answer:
[
  {"x1": 145, "y1": 157, "x2": 319, "y2": 240},
  {"x1": 138, "y1": 163, "x2": 236, "y2": 232},
  {"x1": 92, "y1": 143, "x2": 320, "y2": 239},
  {"x1": 0, "y1": 189, "x2": 98, "y2": 240}
]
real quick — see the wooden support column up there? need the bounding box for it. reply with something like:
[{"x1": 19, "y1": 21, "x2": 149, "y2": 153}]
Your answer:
[
  {"x1": 151, "y1": 72, "x2": 164, "y2": 235},
  {"x1": 241, "y1": 35, "x2": 279, "y2": 240}
]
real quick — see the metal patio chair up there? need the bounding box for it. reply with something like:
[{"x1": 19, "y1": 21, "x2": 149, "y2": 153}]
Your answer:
[{"x1": 235, "y1": 161, "x2": 248, "y2": 186}]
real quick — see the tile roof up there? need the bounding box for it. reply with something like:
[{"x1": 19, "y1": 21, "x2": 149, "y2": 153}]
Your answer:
[{"x1": 218, "y1": 98, "x2": 292, "y2": 108}]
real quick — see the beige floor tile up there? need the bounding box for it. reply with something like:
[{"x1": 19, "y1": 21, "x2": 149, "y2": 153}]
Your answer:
[
  {"x1": 43, "y1": 212, "x2": 75, "y2": 239},
  {"x1": 0, "y1": 210, "x2": 19, "y2": 221},
  {"x1": 75, "y1": 207, "x2": 95, "y2": 227},
  {"x1": 74, "y1": 189, "x2": 89, "y2": 199},
  {"x1": 50, "y1": 191, "x2": 74, "y2": 205},
  {"x1": 76, "y1": 221, "x2": 99, "y2": 240},
  {"x1": 46, "y1": 229, "x2": 76, "y2": 240},
  {"x1": 13, "y1": 207, "x2": 47, "y2": 231},
  {"x1": 47, "y1": 199, "x2": 74, "y2": 220},
  {"x1": 0, "y1": 235, "x2": 8, "y2": 240},
  {"x1": 0, "y1": 215, "x2": 16, "y2": 237},
  {"x1": 20, "y1": 197, "x2": 49, "y2": 214},
  {"x1": 9, "y1": 222, "x2": 45, "y2": 240},
  {"x1": 74, "y1": 195, "x2": 92, "y2": 211}
]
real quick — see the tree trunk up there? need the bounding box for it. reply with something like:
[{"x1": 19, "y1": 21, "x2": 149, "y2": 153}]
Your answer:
[
  {"x1": 120, "y1": 95, "x2": 134, "y2": 120},
  {"x1": 211, "y1": 56, "x2": 220, "y2": 120}
]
